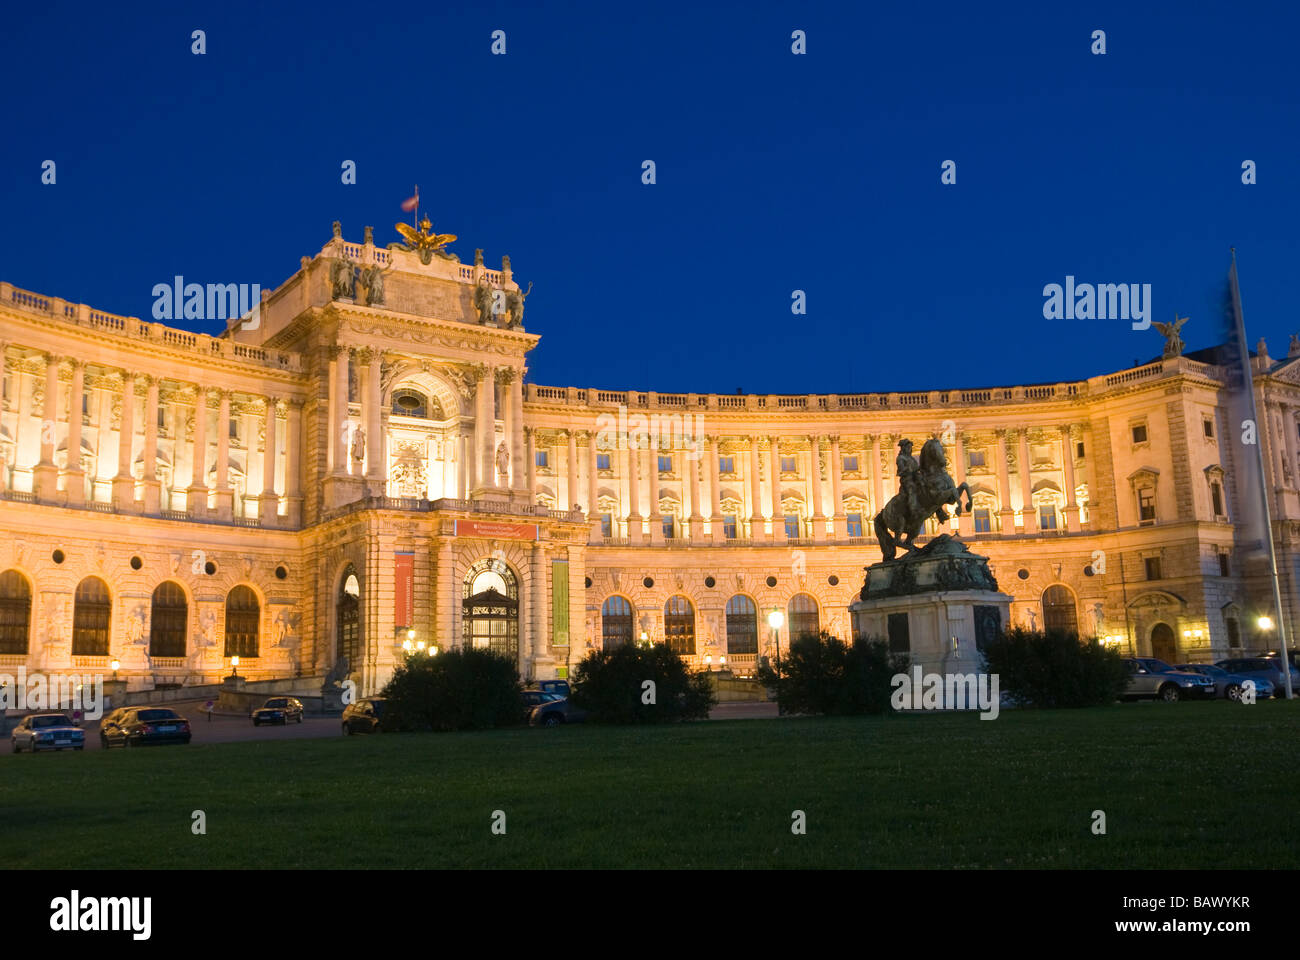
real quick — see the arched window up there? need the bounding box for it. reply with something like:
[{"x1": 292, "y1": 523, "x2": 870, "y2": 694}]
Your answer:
[
  {"x1": 224, "y1": 585, "x2": 260, "y2": 658},
  {"x1": 463, "y1": 558, "x2": 519, "y2": 660},
  {"x1": 725, "y1": 595, "x2": 758, "y2": 654},
  {"x1": 0, "y1": 570, "x2": 32, "y2": 655},
  {"x1": 602, "y1": 595, "x2": 634, "y2": 650},
  {"x1": 149, "y1": 581, "x2": 187, "y2": 658},
  {"x1": 72, "y1": 577, "x2": 111, "y2": 656},
  {"x1": 788, "y1": 593, "x2": 819, "y2": 640},
  {"x1": 391, "y1": 388, "x2": 428, "y2": 418},
  {"x1": 663, "y1": 596, "x2": 695, "y2": 655},
  {"x1": 337, "y1": 568, "x2": 361, "y2": 671},
  {"x1": 1041, "y1": 584, "x2": 1078, "y2": 636}
]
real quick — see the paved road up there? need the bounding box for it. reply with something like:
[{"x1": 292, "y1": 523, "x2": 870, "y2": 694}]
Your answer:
[{"x1": 1, "y1": 698, "x2": 781, "y2": 756}]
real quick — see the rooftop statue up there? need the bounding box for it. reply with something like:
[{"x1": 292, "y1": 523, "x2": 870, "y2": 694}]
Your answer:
[
  {"x1": 390, "y1": 216, "x2": 459, "y2": 265},
  {"x1": 874, "y1": 437, "x2": 972, "y2": 562},
  {"x1": 1152, "y1": 314, "x2": 1187, "y2": 358}
]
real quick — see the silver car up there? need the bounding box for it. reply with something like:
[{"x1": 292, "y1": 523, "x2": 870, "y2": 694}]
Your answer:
[
  {"x1": 1121, "y1": 658, "x2": 1216, "y2": 702},
  {"x1": 11, "y1": 713, "x2": 86, "y2": 753},
  {"x1": 1175, "y1": 663, "x2": 1274, "y2": 701}
]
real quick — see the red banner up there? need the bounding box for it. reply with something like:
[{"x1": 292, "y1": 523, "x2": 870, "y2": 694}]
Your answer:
[
  {"x1": 395, "y1": 553, "x2": 414, "y2": 628},
  {"x1": 454, "y1": 519, "x2": 539, "y2": 541}
]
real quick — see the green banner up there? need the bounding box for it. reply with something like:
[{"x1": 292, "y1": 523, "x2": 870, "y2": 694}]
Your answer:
[{"x1": 552, "y1": 560, "x2": 569, "y2": 647}]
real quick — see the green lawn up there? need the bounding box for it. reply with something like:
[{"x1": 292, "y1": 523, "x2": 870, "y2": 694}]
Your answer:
[{"x1": 4, "y1": 701, "x2": 1297, "y2": 869}]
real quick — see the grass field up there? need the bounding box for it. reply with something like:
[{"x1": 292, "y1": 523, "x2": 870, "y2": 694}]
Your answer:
[{"x1": 3, "y1": 700, "x2": 1297, "y2": 869}]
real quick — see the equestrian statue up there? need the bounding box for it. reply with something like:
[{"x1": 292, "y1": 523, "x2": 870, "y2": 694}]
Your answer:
[{"x1": 874, "y1": 437, "x2": 973, "y2": 562}]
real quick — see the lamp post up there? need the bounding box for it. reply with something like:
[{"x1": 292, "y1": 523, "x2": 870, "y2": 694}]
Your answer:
[
  {"x1": 767, "y1": 608, "x2": 785, "y2": 676},
  {"x1": 110, "y1": 658, "x2": 120, "y2": 682},
  {"x1": 229, "y1": 655, "x2": 240, "y2": 678}
]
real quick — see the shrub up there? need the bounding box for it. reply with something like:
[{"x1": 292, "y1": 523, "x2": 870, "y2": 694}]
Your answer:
[
  {"x1": 758, "y1": 631, "x2": 908, "y2": 715},
  {"x1": 379, "y1": 647, "x2": 527, "y2": 732},
  {"x1": 571, "y1": 644, "x2": 716, "y2": 723},
  {"x1": 979, "y1": 627, "x2": 1128, "y2": 708}
]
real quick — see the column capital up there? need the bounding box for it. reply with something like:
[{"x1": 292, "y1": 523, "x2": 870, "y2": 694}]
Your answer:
[
  {"x1": 64, "y1": 357, "x2": 84, "y2": 372},
  {"x1": 141, "y1": 373, "x2": 159, "y2": 388},
  {"x1": 495, "y1": 366, "x2": 518, "y2": 385},
  {"x1": 355, "y1": 346, "x2": 376, "y2": 365},
  {"x1": 213, "y1": 387, "x2": 232, "y2": 403},
  {"x1": 827, "y1": 434, "x2": 841, "y2": 446}
]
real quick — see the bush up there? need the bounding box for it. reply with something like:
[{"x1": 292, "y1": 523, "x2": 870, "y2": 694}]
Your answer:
[
  {"x1": 758, "y1": 631, "x2": 908, "y2": 715},
  {"x1": 571, "y1": 644, "x2": 716, "y2": 723},
  {"x1": 378, "y1": 648, "x2": 527, "y2": 732},
  {"x1": 979, "y1": 627, "x2": 1128, "y2": 708}
]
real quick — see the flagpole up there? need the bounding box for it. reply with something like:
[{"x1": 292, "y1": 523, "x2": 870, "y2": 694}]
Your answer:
[
  {"x1": 413, "y1": 184, "x2": 419, "y2": 228},
  {"x1": 1230, "y1": 248, "x2": 1294, "y2": 698}
]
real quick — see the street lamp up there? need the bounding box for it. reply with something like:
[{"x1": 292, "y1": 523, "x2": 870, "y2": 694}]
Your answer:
[
  {"x1": 767, "y1": 608, "x2": 785, "y2": 675},
  {"x1": 229, "y1": 655, "x2": 240, "y2": 678},
  {"x1": 110, "y1": 658, "x2": 120, "y2": 681},
  {"x1": 402, "y1": 637, "x2": 413, "y2": 654},
  {"x1": 1258, "y1": 615, "x2": 1274, "y2": 631},
  {"x1": 428, "y1": 644, "x2": 438, "y2": 656}
]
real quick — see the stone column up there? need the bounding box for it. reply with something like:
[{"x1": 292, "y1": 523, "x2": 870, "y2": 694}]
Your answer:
[
  {"x1": 954, "y1": 429, "x2": 972, "y2": 536},
  {"x1": 111, "y1": 372, "x2": 136, "y2": 508},
  {"x1": 64, "y1": 360, "x2": 85, "y2": 504},
  {"x1": 339, "y1": 348, "x2": 353, "y2": 476},
  {"x1": 326, "y1": 346, "x2": 340, "y2": 474},
  {"x1": 587, "y1": 431, "x2": 599, "y2": 517},
  {"x1": 260, "y1": 397, "x2": 280, "y2": 524},
  {"x1": 566, "y1": 430, "x2": 579, "y2": 512},
  {"x1": 474, "y1": 364, "x2": 495, "y2": 491},
  {"x1": 648, "y1": 444, "x2": 663, "y2": 542},
  {"x1": 749, "y1": 436, "x2": 763, "y2": 539},
  {"x1": 187, "y1": 387, "x2": 209, "y2": 512},
  {"x1": 870, "y1": 434, "x2": 884, "y2": 520},
  {"x1": 530, "y1": 540, "x2": 550, "y2": 675},
  {"x1": 627, "y1": 439, "x2": 642, "y2": 541},
  {"x1": 1017, "y1": 429, "x2": 1037, "y2": 534},
  {"x1": 363, "y1": 350, "x2": 383, "y2": 490},
  {"x1": 525, "y1": 427, "x2": 537, "y2": 499},
  {"x1": 1061, "y1": 424, "x2": 1081, "y2": 531},
  {"x1": 770, "y1": 436, "x2": 785, "y2": 541},
  {"x1": 688, "y1": 440, "x2": 704, "y2": 539},
  {"x1": 995, "y1": 428, "x2": 1015, "y2": 534},
  {"x1": 285, "y1": 399, "x2": 303, "y2": 526},
  {"x1": 0, "y1": 343, "x2": 7, "y2": 490},
  {"x1": 509, "y1": 368, "x2": 525, "y2": 492},
  {"x1": 214, "y1": 389, "x2": 233, "y2": 519},
  {"x1": 710, "y1": 437, "x2": 722, "y2": 534},
  {"x1": 809, "y1": 435, "x2": 825, "y2": 541},
  {"x1": 141, "y1": 375, "x2": 161, "y2": 513},
  {"x1": 830, "y1": 435, "x2": 845, "y2": 539},
  {"x1": 34, "y1": 354, "x2": 61, "y2": 500},
  {"x1": 436, "y1": 537, "x2": 456, "y2": 652}
]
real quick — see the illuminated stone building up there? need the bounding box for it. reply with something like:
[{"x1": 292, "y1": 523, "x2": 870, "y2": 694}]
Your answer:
[{"x1": 0, "y1": 220, "x2": 1296, "y2": 694}]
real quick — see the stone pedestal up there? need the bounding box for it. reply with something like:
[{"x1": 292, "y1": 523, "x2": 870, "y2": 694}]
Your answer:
[{"x1": 849, "y1": 535, "x2": 1012, "y2": 678}]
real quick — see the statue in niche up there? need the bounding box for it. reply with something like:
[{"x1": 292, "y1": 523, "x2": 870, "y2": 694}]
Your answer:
[
  {"x1": 351, "y1": 427, "x2": 366, "y2": 463},
  {"x1": 496, "y1": 442, "x2": 510, "y2": 484}
]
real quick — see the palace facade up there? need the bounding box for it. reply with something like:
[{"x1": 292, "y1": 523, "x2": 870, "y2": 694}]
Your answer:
[{"x1": 1, "y1": 220, "x2": 1298, "y2": 695}]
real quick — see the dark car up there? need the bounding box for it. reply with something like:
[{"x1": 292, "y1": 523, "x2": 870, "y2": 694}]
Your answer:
[
  {"x1": 529, "y1": 695, "x2": 587, "y2": 727},
  {"x1": 11, "y1": 713, "x2": 85, "y2": 753},
  {"x1": 101, "y1": 707, "x2": 192, "y2": 748},
  {"x1": 1120, "y1": 658, "x2": 1217, "y2": 702},
  {"x1": 252, "y1": 697, "x2": 304, "y2": 725},
  {"x1": 1175, "y1": 663, "x2": 1274, "y2": 701},
  {"x1": 537, "y1": 679, "x2": 571, "y2": 699},
  {"x1": 1215, "y1": 657, "x2": 1300, "y2": 699},
  {"x1": 341, "y1": 697, "x2": 385, "y2": 735},
  {"x1": 521, "y1": 690, "x2": 562, "y2": 710}
]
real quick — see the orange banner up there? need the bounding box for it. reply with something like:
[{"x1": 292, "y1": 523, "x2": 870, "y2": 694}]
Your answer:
[{"x1": 454, "y1": 519, "x2": 539, "y2": 541}]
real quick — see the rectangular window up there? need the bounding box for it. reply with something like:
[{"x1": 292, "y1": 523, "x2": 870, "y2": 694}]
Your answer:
[
  {"x1": 596, "y1": 453, "x2": 611, "y2": 471},
  {"x1": 846, "y1": 513, "x2": 863, "y2": 537},
  {"x1": 784, "y1": 514, "x2": 799, "y2": 538},
  {"x1": 718, "y1": 456, "x2": 734, "y2": 474},
  {"x1": 1203, "y1": 418, "x2": 1215, "y2": 439},
  {"x1": 1211, "y1": 482, "x2": 1224, "y2": 517},
  {"x1": 781, "y1": 456, "x2": 796, "y2": 473},
  {"x1": 1076, "y1": 441, "x2": 1085, "y2": 459},
  {"x1": 600, "y1": 513, "x2": 612, "y2": 538},
  {"x1": 723, "y1": 515, "x2": 737, "y2": 539},
  {"x1": 1218, "y1": 552, "x2": 1230, "y2": 577},
  {"x1": 1131, "y1": 423, "x2": 1147, "y2": 444},
  {"x1": 1144, "y1": 556, "x2": 1162, "y2": 581},
  {"x1": 229, "y1": 418, "x2": 238, "y2": 439},
  {"x1": 157, "y1": 406, "x2": 166, "y2": 429},
  {"x1": 842, "y1": 455, "x2": 858, "y2": 472},
  {"x1": 658, "y1": 455, "x2": 672, "y2": 473},
  {"x1": 967, "y1": 450, "x2": 985, "y2": 468},
  {"x1": 1039, "y1": 505, "x2": 1057, "y2": 530},
  {"x1": 974, "y1": 508, "x2": 991, "y2": 533},
  {"x1": 535, "y1": 450, "x2": 548, "y2": 468},
  {"x1": 662, "y1": 515, "x2": 674, "y2": 539},
  {"x1": 1138, "y1": 488, "x2": 1155, "y2": 522}
]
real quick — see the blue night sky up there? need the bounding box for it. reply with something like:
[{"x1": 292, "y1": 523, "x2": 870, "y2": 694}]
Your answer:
[{"x1": 1, "y1": 1, "x2": 1295, "y2": 395}]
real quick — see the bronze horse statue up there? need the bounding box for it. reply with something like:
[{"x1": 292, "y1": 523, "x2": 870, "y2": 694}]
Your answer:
[{"x1": 874, "y1": 437, "x2": 973, "y2": 562}]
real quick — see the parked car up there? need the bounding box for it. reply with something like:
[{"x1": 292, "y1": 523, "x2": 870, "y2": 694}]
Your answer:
[
  {"x1": 522, "y1": 690, "x2": 563, "y2": 710},
  {"x1": 100, "y1": 707, "x2": 191, "y2": 748},
  {"x1": 537, "y1": 679, "x2": 571, "y2": 699},
  {"x1": 1215, "y1": 657, "x2": 1300, "y2": 698},
  {"x1": 341, "y1": 697, "x2": 385, "y2": 735},
  {"x1": 1175, "y1": 663, "x2": 1274, "y2": 701},
  {"x1": 1120, "y1": 658, "x2": 1217, "y2": 702},
  {"x1": 11, "y1": 713, "x2": 85, "y2": 753},
  {"x1": 528, "y1": 695, "x2": 587, "y2": 727},
  {"x1": 251, "y1": 697, "x2": 304, "y2": 725}
]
